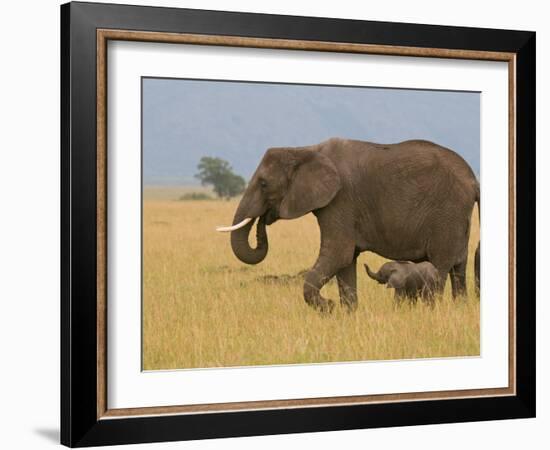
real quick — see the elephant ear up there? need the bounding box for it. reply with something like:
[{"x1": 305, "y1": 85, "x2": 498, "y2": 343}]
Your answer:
[
  {"x1": 387, "y1": 272, "x2": 406, "y2": 289},
  {"x1": 279, "y1": 150, "x2": 342, "y2": 219}
]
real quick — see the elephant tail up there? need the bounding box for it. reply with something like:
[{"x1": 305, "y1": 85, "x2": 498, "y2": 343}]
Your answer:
[{"x1": 474, "y1": 181, "x2": 480, "y2": 294}]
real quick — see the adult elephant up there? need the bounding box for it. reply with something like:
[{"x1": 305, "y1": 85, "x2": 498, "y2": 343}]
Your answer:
[{"x1": 217, "y1": 138, "x2": 480, "y2": 313}]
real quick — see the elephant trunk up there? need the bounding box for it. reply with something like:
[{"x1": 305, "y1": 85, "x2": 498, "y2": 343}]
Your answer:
[
  {"x1": 364, "y1": 263, "x2": 384, "y2": 283},
  {"x1": 230, "y1": 209, "x2": 268, "y2": 265}
]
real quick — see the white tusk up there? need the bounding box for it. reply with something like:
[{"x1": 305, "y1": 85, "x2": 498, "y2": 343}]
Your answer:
[{"x1": 215, "y1": 217, "x2": 253, "y2": 232}]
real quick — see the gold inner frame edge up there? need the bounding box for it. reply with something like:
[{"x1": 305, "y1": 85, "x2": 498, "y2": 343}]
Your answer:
[{"x1": 96, "y1": 29, "x2": 517, "y2": 420}]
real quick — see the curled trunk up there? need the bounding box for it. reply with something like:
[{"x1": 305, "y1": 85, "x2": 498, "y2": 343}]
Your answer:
[
  {"x1": 230, "y1": 213, "x2": 268, "y2": 265},
  {"x1": 365, "y1": 263, "x2": 384, "y2": 283}
]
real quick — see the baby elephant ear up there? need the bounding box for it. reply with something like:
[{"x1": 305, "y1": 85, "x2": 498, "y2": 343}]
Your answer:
[
  {"x1": 279, "y1": 150, "x2": 342, "y2": 219},
  {"x1": 387, "y1": 272, "x2": 406, "y2": 289}
]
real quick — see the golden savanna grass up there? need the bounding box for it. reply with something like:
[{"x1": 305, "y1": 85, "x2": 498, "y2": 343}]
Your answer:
[{"x1": 142, "y1": 187, "x2": 480, "y2": 370}]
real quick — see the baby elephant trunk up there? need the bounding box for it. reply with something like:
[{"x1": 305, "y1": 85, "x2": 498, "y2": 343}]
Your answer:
[{"x1": 364, "y1": 263, "x2": 385, "y2": 283}]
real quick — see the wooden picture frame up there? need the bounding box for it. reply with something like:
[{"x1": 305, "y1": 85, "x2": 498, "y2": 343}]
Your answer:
[{"x1": 61, "y1": 2, "x2": 535, "y2": 447}]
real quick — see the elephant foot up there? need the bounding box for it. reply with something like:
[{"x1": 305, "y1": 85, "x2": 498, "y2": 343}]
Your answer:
[
  {"x1": 304, "y1": 281, "x2": 335, "y2": 314},
  {"x1": 340, "y1": 298, "x2": 358, "y2": 313},
  {"x1": 393, "y1": 294, "x2": 406, "y2": 306},
  {"x1": 317, "y1": 298, "x2": 335, "y2": 314},
  {"x1": 421, "y1": 294, "x2": 436, "y2": 308},
  {"x1": 305, "y1": 294, "x2": 335, "y2": 314},
  {"x1": 394, "y1": 296, "x2": 416, "y2": 307}
]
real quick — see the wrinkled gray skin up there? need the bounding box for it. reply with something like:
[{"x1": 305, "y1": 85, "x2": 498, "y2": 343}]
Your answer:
[
  {"x1": 364, "y1": 261, "x2": 439, "y2": 304},
  {"x1": 229, "y1": 138, "x2": 480, "y2": 313}
]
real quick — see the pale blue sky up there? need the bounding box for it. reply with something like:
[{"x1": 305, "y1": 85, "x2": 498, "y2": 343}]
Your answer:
[{"x1": 142, "y1": 78, "x2": 480, "y2": 184}]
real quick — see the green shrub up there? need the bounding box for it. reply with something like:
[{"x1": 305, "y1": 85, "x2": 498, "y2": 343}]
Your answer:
[{"x1": 178, "y1": 192, "x2": 213, "y2": 201}]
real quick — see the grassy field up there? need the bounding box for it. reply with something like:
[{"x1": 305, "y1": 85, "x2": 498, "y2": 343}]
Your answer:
[{"x1": 142, "y1": 187, "x2": 480, "y2": 370}]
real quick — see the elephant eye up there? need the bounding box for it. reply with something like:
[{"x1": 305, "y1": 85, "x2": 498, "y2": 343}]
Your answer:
[{"x1": 259, "y1": 179, "x2": 267, "y2": 189}]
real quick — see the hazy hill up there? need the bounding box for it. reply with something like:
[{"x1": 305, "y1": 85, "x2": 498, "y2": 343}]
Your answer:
[{"x1": 142, "y1": 79, "x2": 480, "y2": 185}]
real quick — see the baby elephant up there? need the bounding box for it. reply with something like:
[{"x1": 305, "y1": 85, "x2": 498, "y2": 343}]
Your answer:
[{"x1": 364, "y1": 261, "x2": 439, "y2": 304}]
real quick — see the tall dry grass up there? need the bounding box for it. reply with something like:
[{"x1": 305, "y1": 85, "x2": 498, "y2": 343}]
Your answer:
[{"x1": 142, "y1": 188, "x2": 480, "y2": 370}]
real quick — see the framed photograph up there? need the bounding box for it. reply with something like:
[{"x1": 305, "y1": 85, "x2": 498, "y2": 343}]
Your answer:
[{"x1": 61, "y1": 2, "x2": 535, "y2": 447}]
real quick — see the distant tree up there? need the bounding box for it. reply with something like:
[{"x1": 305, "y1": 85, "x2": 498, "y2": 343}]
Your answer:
[{"x1": 195, "y1": 157, "x2": 246, "y2": 200}]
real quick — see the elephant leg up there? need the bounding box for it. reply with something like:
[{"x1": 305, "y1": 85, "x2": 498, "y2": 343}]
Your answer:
[
  {"x1": 421, "y1": 288, "x2": 436, "y2": 307},
  {"x1": 428, "y1": 231, "x2": 468, "y2": 297},
  {"x1": 336, "y1": 258, "x2": 358, "y2": 312},
  {"x1": 401, "y1": 289, "x2": 418, "y2": 305},
  {"x1": 450, "y1": 259, "x2": 467, "y2": 298},
  {"x1": 393, "y1": 289, "x2": 406, "y2": 305},
  {"x1": 304, "y1": 252, "x2": 354, "y2": 313},
  {"x1": 426, "y1": 255, "x2": 451, "y2": 296},
  {"x1": 474, "y1": 243, "x2": 480, "y2": 296},
  {"x1": 303, "y1": 266, "x2": 336, "y2": 313},
  {"x1": 304, "y1": 210, "x2": 356, "y2": 313},
  {"x1": 431, "y1": 267, "x2": 449, "y2": 294}
]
